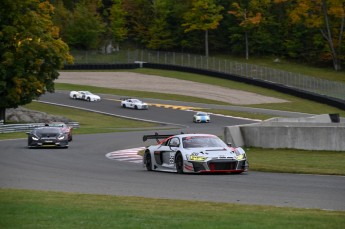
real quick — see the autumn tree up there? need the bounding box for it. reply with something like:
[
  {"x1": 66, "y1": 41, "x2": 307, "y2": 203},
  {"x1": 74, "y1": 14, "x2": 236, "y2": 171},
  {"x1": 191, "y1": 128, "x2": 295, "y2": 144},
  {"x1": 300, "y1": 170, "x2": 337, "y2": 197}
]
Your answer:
[
  {"x1": 122, "y1": 0, "x2": 153, "y2": 47},
  {"x1": 0, "y1": 0, "x2": 73, "y2": 122},
  {"x1": 182, "y1": 0, "x2": 224, "y2": 57},
  {"x1": 289, "y1": 0, "x2": 345, "y2": 71},
  {"x1": 228, "y1": 1, "x2": 263, "y2": 60}
]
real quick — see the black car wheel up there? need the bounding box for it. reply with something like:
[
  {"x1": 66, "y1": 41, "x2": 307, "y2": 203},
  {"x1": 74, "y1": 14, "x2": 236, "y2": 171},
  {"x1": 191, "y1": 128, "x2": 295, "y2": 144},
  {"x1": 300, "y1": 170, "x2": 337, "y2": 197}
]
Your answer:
[
  {"x1": 87, "y1": 97, "x2": 91, "y2": 102},
  {"x1": 122, "y1": 104, "x2": 126, "y2": 108},
  {"x1": 73, "y1": 95, "x2": 77, "y2": 99},
  {"x1": 176, "y1": 153, "x2": 184, "y2": 174},
  {"x1": 144, "y1": 152, "x2": 152, "y2": 171},
  {"x1": 134, "y1": 105, "x2": 138, "y2": 109}
]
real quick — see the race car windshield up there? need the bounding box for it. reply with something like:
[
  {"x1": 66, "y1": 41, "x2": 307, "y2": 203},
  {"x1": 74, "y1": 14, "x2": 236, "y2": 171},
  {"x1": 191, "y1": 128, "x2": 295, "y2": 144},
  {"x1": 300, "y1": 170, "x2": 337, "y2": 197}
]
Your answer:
[
  {"x1": 197, "y1": 113, "x2": 207, "y2": 116},
  {"x1": 35, "y1": 127, "x2": 61, "y2": 134},
  {"x1": 182, "y1": 136, "x2": 226, "y2": 148},
  {"x1": 131, "y1": 99, "x2": 140, "y2": 103}
]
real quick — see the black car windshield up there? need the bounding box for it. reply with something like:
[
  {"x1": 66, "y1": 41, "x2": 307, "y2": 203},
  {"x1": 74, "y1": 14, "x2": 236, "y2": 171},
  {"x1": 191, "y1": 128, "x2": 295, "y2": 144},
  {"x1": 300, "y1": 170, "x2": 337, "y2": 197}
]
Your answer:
[
  {"x1": 35, "y1": 127, "x2": 61, "y2": 134},
  {"x1": 182, "y1": 136, "x2": 226, "y2": 148}
]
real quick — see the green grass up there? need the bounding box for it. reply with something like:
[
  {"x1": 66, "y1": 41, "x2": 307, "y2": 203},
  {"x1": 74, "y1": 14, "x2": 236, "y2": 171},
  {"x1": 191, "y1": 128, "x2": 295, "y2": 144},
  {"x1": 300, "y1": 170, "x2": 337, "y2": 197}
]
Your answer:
[
  {"x1": 1, "y1": 189, "x2": 344, "y2": 229},
  {"x1": 245, "y1": 148, "x2": 345, "y2": 175}
]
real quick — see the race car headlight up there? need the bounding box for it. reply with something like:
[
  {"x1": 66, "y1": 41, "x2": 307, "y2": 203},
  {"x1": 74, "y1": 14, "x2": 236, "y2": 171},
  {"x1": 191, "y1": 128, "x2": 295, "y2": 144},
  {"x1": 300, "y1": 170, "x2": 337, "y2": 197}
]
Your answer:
[
  {"x1": 236, "y1": 154, "x2": 246, "y2": 160},
  {"x1": 189, "y1": 155, "x2": 207, "y2": 161},
  {"x1": 58, "y1": 135, "x2": 65, "y2": 140},
  {"x1": 31, "y1": 136, "x2": 39, "y2": 141}
]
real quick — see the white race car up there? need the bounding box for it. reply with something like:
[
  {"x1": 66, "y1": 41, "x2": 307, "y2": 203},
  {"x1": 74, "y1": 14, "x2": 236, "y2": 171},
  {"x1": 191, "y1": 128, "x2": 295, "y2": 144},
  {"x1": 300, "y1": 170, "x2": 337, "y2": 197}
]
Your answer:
[
  {"x1": 121, "y1": 98, "x2": 148, "y2": 110},
  {"x1": 143, "y1": 133, "x2": 248, "y2": 174},
  {"x1": 193, "y1": 112, "x2": 210, "y2": 123},
  {"x1": 70, "y1": 91, "x2": 101, "y2": 102}
]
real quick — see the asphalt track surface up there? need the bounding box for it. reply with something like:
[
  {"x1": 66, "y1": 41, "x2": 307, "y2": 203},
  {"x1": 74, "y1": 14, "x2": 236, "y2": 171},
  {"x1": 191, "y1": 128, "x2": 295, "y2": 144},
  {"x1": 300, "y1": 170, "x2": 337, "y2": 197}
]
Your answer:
[{"x1": 1, "y1": 92, "x2": 345, "y2": 211}]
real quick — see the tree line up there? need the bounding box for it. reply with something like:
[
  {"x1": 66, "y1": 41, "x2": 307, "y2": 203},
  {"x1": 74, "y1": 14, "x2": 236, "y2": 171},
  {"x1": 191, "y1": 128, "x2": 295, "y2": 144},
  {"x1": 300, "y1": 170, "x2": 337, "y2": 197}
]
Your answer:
[
  {"x1": 0, "y1": 0, "x2": 344, "y2": 121},
  {"x1": 52, "y1": 0, "x2": 345, "y2": 71}
]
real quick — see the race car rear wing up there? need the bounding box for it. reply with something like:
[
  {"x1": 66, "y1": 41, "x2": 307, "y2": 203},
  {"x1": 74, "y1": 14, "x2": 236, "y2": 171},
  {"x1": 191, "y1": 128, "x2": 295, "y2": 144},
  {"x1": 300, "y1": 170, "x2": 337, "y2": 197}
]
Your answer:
[
  {"x1": 143, "y1": 134, "x2": 174, "y2": 143},
  {"x1": 143, "y1": 133, "x2": 176, "y2": 143}
]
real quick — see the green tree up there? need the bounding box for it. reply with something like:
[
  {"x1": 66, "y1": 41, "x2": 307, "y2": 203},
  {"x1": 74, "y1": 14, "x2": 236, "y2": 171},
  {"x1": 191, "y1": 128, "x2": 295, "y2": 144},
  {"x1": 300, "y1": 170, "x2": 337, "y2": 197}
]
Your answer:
[
  {"x1": 147, "y1": 0, "x2": 174, "y2": 50},
  {"x1": 182, "y1": 0, "x2": 224, "y2": 57},
  {"x1": 64, "y1": 1, "x2": 105, "y2": 49},
  {"x1": 0, "y1": 0, "x2": 73, "y2": 122},
  {"x1": 289, "y1": 0, "x2": 345, "y2": 71},
  {"x1": 108, "y1": 0, "x2": 128, "y2": 51}
]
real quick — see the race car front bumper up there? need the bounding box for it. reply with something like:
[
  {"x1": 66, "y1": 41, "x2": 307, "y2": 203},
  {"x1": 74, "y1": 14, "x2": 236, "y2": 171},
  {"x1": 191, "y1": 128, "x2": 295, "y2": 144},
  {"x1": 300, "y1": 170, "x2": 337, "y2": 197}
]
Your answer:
[{"x1": 187, "y1": 159, "x2": 248, "y2": 173}]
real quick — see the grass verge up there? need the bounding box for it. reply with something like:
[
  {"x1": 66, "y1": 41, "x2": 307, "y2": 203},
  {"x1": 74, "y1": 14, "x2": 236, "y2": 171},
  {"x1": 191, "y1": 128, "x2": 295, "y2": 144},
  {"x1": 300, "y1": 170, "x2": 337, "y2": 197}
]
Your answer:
[
  {"x1": 245, "y1": 148, "x2": 345, "y2": 176},
  {"x1": 1, "y1": 189, "x2": 344, "y2": 229}
]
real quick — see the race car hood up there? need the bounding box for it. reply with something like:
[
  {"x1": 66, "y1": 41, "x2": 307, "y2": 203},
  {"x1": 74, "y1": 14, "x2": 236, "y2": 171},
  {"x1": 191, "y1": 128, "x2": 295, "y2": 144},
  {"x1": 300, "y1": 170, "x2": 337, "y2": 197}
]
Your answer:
[{"x1": 185, "y1": 147, "x2": 237, "y2": 158}]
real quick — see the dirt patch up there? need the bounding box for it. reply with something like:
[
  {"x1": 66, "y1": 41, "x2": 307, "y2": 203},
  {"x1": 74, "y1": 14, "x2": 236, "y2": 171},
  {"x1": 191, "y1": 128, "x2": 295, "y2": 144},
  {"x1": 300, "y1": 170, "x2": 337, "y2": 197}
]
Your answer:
[{"x1": 57, "y1": 71, "x2": 287, "y2": 105}]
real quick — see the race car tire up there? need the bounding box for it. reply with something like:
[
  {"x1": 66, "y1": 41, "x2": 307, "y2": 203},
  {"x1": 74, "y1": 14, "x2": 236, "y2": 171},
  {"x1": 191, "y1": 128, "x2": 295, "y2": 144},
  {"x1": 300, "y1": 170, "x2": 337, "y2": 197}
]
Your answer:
[
  {"x1": 87, "y1": 97, "x2": 91, "y2": 102},
  {"x1": 122, "y1": 104, "x2": 126, "y2": 108},
  {"x1": 73, "y1": 95, "x2": 77, "y2": 99},
  {"x1": 144, "y1": 151, "x2": 152, "y2": 171},
  {"x1": 175, "y1": 152, "x2": 184, "y2": 174},
  {"x1": 134, "y1": 105, "x2": 138, "y2": 109}
]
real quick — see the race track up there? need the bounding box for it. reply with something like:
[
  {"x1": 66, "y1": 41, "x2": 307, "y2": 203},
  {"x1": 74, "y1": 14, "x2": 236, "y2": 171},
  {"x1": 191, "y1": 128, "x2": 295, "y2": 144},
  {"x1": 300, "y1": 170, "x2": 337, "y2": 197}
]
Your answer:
[{"x1": 1, "y1": 92, "x2": 344, "y2": 211}]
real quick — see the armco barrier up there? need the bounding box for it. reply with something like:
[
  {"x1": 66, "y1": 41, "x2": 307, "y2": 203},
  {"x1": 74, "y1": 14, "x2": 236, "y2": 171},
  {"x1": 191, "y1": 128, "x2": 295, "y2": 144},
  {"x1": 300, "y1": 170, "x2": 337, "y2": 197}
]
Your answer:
[
  {"x1": 224, "y1": 115, "x2": 345, "y2": 151},
  {"x1": 0, "y1": 122, "x2": 79, "y2": 134},
  {"x1": 63, "y1": 63, "x2": 140, "y2": 70}
]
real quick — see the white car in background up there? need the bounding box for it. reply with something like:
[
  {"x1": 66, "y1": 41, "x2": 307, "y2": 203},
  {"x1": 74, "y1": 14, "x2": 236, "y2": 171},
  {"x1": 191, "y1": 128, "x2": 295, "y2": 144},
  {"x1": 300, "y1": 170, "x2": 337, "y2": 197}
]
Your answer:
[
  {"x1": 193, "y1": 112, "x2": 210, "y2": 123},
  {"x1": 121, "y1": 98, "x2": 148, "y2": 110},
  {"x1": 69, "y1": 91, "x2": 101, "y2": 102}
]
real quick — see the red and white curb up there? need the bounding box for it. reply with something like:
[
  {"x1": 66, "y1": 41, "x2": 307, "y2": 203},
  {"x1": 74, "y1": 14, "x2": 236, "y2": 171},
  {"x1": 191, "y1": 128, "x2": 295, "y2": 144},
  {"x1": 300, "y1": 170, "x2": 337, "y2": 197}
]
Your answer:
[{"x1": 105, "y1": 147, "x2": 145, "y2": 164}]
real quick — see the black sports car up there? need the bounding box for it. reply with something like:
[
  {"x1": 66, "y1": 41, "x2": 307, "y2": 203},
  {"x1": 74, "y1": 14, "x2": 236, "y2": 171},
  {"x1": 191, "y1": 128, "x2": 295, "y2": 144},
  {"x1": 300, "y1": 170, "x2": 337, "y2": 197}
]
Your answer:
[{"x1": 27, "y1": 127, "x2": 69, "y2": 148}]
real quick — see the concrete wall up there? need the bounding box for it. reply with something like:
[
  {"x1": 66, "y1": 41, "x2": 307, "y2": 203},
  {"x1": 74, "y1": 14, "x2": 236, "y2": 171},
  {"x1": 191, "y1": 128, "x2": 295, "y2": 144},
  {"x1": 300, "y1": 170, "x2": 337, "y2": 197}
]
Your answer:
[{"x1": 224, "y1": 115, "x2": 345, "y2": 151}]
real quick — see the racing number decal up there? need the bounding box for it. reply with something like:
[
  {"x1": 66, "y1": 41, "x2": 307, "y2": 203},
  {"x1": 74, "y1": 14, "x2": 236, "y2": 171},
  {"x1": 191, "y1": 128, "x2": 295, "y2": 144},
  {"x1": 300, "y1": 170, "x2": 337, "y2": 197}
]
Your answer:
[{"x1": 169, "y1": 152, "x2": 175, "y2": 164}]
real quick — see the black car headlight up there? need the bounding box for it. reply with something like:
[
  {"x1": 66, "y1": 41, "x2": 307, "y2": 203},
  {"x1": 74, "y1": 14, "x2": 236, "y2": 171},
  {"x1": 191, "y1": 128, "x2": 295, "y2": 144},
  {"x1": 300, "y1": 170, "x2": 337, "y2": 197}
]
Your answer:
[
  {"x1": 58, "y1": 135, "x2": 65, "y2": 140},
  {"x1": 31, "y1": 136, "x2": 39, "y2": 141}
]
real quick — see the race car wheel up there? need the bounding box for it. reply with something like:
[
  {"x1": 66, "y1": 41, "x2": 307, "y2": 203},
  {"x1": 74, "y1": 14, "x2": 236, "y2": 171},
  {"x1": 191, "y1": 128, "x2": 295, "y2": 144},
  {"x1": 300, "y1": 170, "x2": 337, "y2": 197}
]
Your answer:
[
  {"x1": 144, "y1": 152, "x2": 152, "y2": 171},
  {"x1": 134, "y1": 105, "x2": 138, "y2": 109},
  {"x1": 73, "y1": 95, "x2": 77, "y2": 99},
  {"x1": 87, "y1": 97, "x2": 91, "y2": 102},
  {"x1": 122, "y1": 104, "x2": 126, "y2": 108},
  {"x1": 175, "y1": 153, "x2": 184, "y2": 174}
]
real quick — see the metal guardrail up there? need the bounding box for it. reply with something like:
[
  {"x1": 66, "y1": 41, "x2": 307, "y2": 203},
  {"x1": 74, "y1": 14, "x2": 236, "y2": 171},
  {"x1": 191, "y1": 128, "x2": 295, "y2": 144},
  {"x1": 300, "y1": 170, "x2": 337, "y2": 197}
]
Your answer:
[{"x1": 0, "y1": 122, "x2": 79, "y2": 134}]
